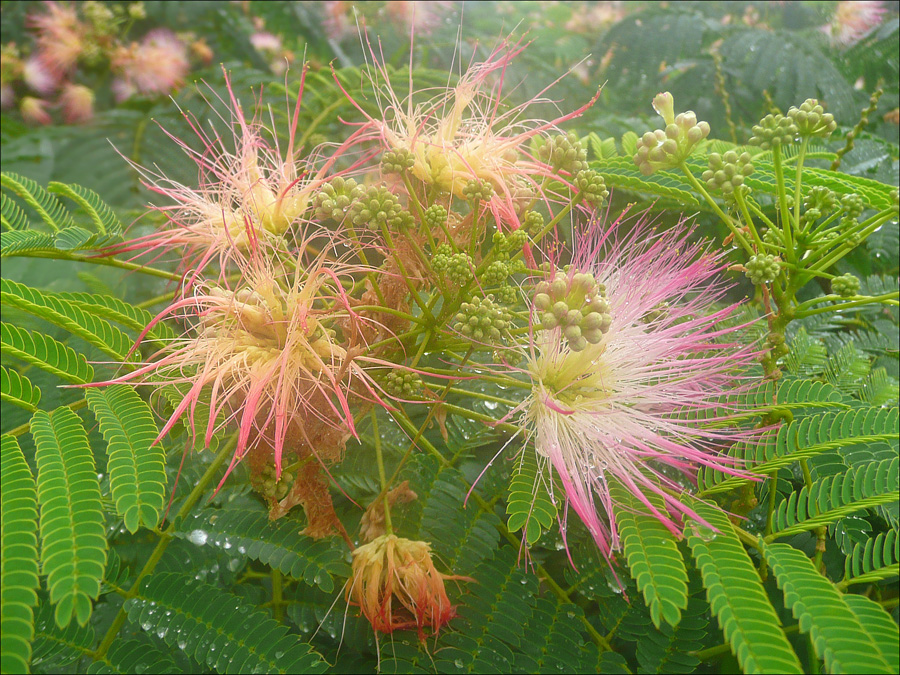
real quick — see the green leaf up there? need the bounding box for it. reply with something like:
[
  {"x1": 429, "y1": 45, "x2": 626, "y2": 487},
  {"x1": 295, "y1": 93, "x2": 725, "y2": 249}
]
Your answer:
[
  {"x1": 173, "y1": 508, "x2": 348, "y2": 592},
  {"x1": 506, "y1": 449, "x2": 557, "y2": 546},
  {"x1": 1, "y1": 229, "x2": 56, "y2": 257},
  {"x1": 770, "y1": 457, "x2": 899, "y2": 538},
  {"x1": 1, "y1": 323, "x2": 94, "y2": 384},
  {"x1": 1, "y1": 191, "x2": 30, "y2": 231},
  {"x1": 125, "y1": 572, "x2": 327, "y2": 673},
  {"x1": 763, "y1": 542, "x2": 893, "y2": 674},
  {"x1": 1, "y1": 172, "x2": 74, "y2": 233},
  {"x1": 685, "y1": 500, "x2": 803, "y2": 674},
  {"x1": 85, "y1": 386, "x2": 166, "y2": 533},
  {"x1": 47, "y1": 182, "x2": 122, "y2": 236},
  {"x1": 1, "y1": 365, "x2": 41, "y2": 412},
  {"x1": 1, "y1": 435, "x2": 40, "y2": 675},
  {"x1": 844, "y1": 530, "x2": 899, "y2": 581},
  {"x1": 610, "y1": 481, "x2": 688, "y2": 630},
  {"x1": 842, "y1": 595, "x2": 900, "y2": 673},
  {"x1": 58, "y1": 291, "x2": 175, "y2": 342},
  {"x1": 592, "y1": 156, "x2": 699, "y2": 206},
  {"x1": 31, "y1": 408, "x2": 107, "y2": 628},
  {"x1": 29, "y1": 601, "x2": 95, "y2": 671},
  {"x1": 86, "y1": 636, "x2": 179, "y2": 674},
  {"x1": 1, "y1": 278, "x2": 131, "y2": 361}
]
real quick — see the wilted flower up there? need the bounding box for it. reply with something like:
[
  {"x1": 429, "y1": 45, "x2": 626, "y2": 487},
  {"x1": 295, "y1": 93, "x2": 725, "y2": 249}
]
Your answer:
[
  {"x1": 340, "y1": 35, "x2": 598, "y2": 226},
  {"x1": 20, "y1": 96, "x2": 52, "y2": 125},
  {"x1": 347, "y1": 534, "x2": 469, "y2": 638},
  {"x1": 29, "y1": 1, "x2": 85, "y2": 77},
  {"x1": 59, "y1": 82, "x2": 94, "y2": 123},
  {"x1": 512, "y1": 214, "x2": 758, "y2": 561},
  {"x1": 111, "y1": 29, "x2": 189, "y2": 101},
  {"x1": 823, "y1": 1, "x2": 886, "y2": 47}
]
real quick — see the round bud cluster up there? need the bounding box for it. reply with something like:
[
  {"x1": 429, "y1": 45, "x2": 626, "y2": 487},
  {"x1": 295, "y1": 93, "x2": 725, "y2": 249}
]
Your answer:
[
  {"x1": 745, "y1": 254, "x2": 782, "y2": 285},
  {"x1": 313, "y1": 177, "x2": 362, "y2": 221},
  {"x1": 800, "y1": 186, "x2": 837, "y2": 227},
  {"x1": 749, "y1": 114, "x2": 799, "y2": 149},
  {"x1": 483, "y1": 260, "x2": 510, "y2": 286},
  {"x1": 633, "y1": 112, "x2": 711, "y2": 176},
  {"x1": 349, "y1": 186, "x2": 410, "y2": 230},
  {"x1": 381, "y1": 149, "x2": 416, "y2": 174},
  {"x1": 259, "y1": 464, "x2": 295, "y2": 501},
  {"x1": 762, "y1": 227, "x2": 782, "y2": 246},
  {"x1": 702, "y1": 151, "x2": 754, "y2": 194},
  {"x1": 383, "y1": 370, "x2": 423, "y2": 399},
  {"x1": 831, "y1": 273, "x2": 860, "y2": 298},
  {"x1": 462, "y1": 178, "x2": 495, "y2": 202},
  {"x1": 424, "y1": 204, "x2": 448, "y2": 230},
  {"x1": 533, "y1": 270, "x2": 612, "y2": 351},
  {"x1": 787, "y1": 99, "x2": 837, "y2": 139},
  {"x1": 538, "y1": 132, "x2": 588, "y2": 175},
  {"x1": 494, "y1": 284, "x2": 520, "y2": 305},
  {"x1": 433, "y1": 251, "x2": 474, "y2": 284},
  {"x1": 574, "y1": 170, "x2": 609, "y2": 208},
  {"x1": 492, "y1": 228, "x2": 528, "y2": 255},
  {"x1": 840, "y1": 193, "x2": 864, "y2": 220},
  {"x1": 453, "y1": 295, "x2": 512, "y2": 342},
  {"x1": 523, "y1": 211, "x2": 545, "y2": 236},
  {"x1": 891, "y1": 188, "x2": 899, "y2": 205}
]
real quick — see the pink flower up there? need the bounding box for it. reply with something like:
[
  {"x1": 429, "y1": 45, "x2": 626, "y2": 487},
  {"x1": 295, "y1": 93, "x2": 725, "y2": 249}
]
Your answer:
[
  {"x1": 29, "y1": 1, "x2": 84, "y2": 77},
  {"x1": 322, "y1": 1, "x2": 355, "y2": 41},
  {"x1": 250, "y1": 31, "x2": 282, "y2": 56},
  {"x1": 507, "y1": 214, "x2": 759, "y2": 562},
  {"x1": 93, "y1": 236, "x2": 388, "y2": 483},
  {"x1": 22, "y1": 55, "x2": 59, "y2": 95},
  {"x1": 384, "y1": 1, "x2": 455, "y2": 35},
  {"x1": 58, "y1": 82, "x2": 94, "y2": 123},
  {"x1": 112, "y1": 29, "x2": 189, "y2": 100},
  {"x1": 20, "y1": 96, "x2": 52, "y2": 125},
  {"x1": 337, "y1": 35, "x2": 598, "y2": 229},
  {"x1": 823, "y1": 1, "x2": 886, "y2": 47}
]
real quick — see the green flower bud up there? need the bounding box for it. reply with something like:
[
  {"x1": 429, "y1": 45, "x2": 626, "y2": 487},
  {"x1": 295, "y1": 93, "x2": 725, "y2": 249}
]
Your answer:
[
  {"x1": 349, "y1": 186, "x2": 410, "y2": 230},
  {"x1": 574, "y1": 170, "x2": 609, "y2": 208},
  {"x1": 462, "y1": 178, "x2": 495, "y2": 202},
  {"x1": 381, "y1": 148, "x2": 416, "y2": 174},
  {"x1": 445, "y1": 252, "x2": 475, "y2": 285},
  {"x1": 523, "y1": 211, "x2": 545, "y2": 236},
  {"x1": 745, "y1": 254, "x2": 782, "y2": 285},
  {"x1": 424, "y1": 204, "x2": 448, "y2": 230},
  {"x1": 634, "y1": 93, "x2": 711, "y2": 174},
  {"x1": 787, "y1": 99, "x2": 837, "y2": 139},
  {"x1": 538, "y1": 132, "x2": 589, "y2": 175},
  {"x1": 840, "y1": 193, "x2": 864, "y2": 220},
  {"x1": 483, "y1": 260, "x2": 510, "y2": 286},
  {"x1": 704, "y1": 150, "x2": 754, "y2": 194},
  {"x1": 383, "y1": 370, "x2": 424, "y2": 398},
  {"x1": 453, "y1": 295, "x2": 513, "y2": 344},
  {"x1": 831, "y1": 273, "x2": 860, "y2": 298},
  {"x1": 313, "y1": 177, "x2": 362, "y2": 222},
  {"x1": 749, "y1": 114, "x2": 798, "y2": 149}
]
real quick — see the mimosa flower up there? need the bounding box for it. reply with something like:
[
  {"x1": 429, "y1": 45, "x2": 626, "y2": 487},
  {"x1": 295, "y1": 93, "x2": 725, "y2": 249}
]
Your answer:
[
  {"x1": 384, "y1": 1, "x2": 455, "y2": 35},
  {"x1": 20, "y1": 96, "x2": 52, "y2": 125},
  {"x1": 94, "y1": 235, "x2": 388, "y2": 482},
  {"x1": 104, "y1": 68, "x2": 360, "y2": 278},
  {"x1": 111, "y1": 29, "x2": 189, "y2": 101},
  {"x1": 29, "y1": 2, "x2": 85, "y2": 77},
  {"x1": 823, "y1": 1, "x2": 886, "y2": 47},
  {"x1": 347, "y1": 534, "x2": 469, "y2": 638},
  {"x1": 337, "y1": 35, "x2": 598, "y2": 227},
  {"x1": 59, "y1": 82, "x2": 94, "y2": 123},
  {"x1": 510, "y1": 214, "x2": 759, "y2": 561},
  {"x1": 22, "y1": 55, "x2": 59, "y2": 95}
]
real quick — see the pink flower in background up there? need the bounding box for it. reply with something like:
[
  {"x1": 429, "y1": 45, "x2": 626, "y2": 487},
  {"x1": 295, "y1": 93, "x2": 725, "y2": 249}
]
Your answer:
[
  {"x1": 20, "y1": 96, "x2": 52, "y2": 125},
  {"x1": 512, "y1": 215, "x2": 759, "y2": 562},
  {"x1": 823, "y1": 1, "x2": 886, "y2": 46},
  {"x1": 112, "y1": 29, "x2": 189, "y2": 101},
  {"x1": 250, "y1": 31, "x2": 283, "y2": 56},
  {"x1": 22, "y1": 55, "x2": 59, "y2": 95},
  {"x1": 322, "y1": 1, "x2": 355, "y2": 41},
  {"x1": 29, "y1": 1, "x2": 84, "y2": 77},
  {"x1": 384, "y1": 1, "x2": 454, "y2": 35},
  {"x1": 0, "y1": 83, "x2": 14, "y2": 110},
  {"x1": 59, "y1": 82, "x2": 94, "y2": 123}
]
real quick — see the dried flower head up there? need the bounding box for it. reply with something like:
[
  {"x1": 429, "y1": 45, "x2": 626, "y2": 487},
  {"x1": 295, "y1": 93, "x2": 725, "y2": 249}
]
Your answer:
[
  {"x1": 347, "y1": 534, "x2": 469, "y2": 638},
  {"x1": 513, "y1": 214, "x2": 758, "y2": 562}
]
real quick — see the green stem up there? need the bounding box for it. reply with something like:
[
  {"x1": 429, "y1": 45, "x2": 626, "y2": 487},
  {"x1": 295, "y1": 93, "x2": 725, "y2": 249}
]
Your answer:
[
  {"x1": 92, "y1": 435, "x2": 237, "y2": 660},
  {"x1": 380, "y1": 223, "x2": 435, "y2": 323},
  {"x1": 772, "y1": 145, "x2": 796, "y2": 263},
  {"x1": 796, "y1": 292, "x2": 899, "y2": 318},
  {"x1": 733, "y1": 189, "x2": 764, "y2": 251},
  {"x1": 807, "y1": 212, "x2": 896, "y2": 272},
  {"x1": 792, "y1": 137, "x2": 810, "y2": 240},
  {"x1": 371, "y1": 410, "x2": 393, "y2": 535},
  {"x1": 679, "y1": 164, "x2": 753, "y2": 255},
  {"x1": 15, "y1": 251, "x2": 182, "y2": 281}
]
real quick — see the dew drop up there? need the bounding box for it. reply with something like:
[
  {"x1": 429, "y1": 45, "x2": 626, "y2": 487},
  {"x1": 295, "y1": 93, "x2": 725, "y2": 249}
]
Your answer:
[
  {"x1": 275, "y1": 651, "x2": 284, "y2": 659},
  {"x1": 141, "y1": 622, "x2": 152, "y2": 631},
  {"x1": 454, "y1": 659, "x2": 464, "y2": 669},
  {"x1": 188, "y1": 529, "x2": 208, "y2": 546}
]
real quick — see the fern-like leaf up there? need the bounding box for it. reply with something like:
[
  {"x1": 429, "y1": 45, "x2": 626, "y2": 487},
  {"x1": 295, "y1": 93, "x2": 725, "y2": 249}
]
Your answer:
[
  {"x1": 593, "y1": 156, "x2": 700, "y2": 205},
  {"x1": 125, "y1": 571, "x2": 327, "y2": 673},
  {"x1": 1, "y1": 192, "x2": 30, "y2": 230},
  {"x1": 685, "y1": 500, "x2": 803, "y2": 674},
  {"x1": 1, "y1": 323, "x2": 94, "y2": 384},
  {"x1": 1, "y1": 365, "x2": 41, "y2": 411},
  {"x1": 842, "y1": 594, "x2": 900, "y2": 673},
  {"x1": 31, "y1": 408, "x2": 107, "y2": 627},
  {"x1": 1, "y1": 434, "x2": 40, "y2": 674},
  {"x1": 843, "y1": 529, "x2": 899, "y2": 582},
  {"x1": 0, "y1": 229, "x2": 56, "y2": 258},
  {"x1": 173, "y1": 508, "x2": 348, "y2": 592},
  {"x1": 29, "y1": 602, "x2": 95, "y2": 671},
  {"x1": 85, "y1": 386, "x2": 166, "y2": 533},
  {"x1": 763, "y1": 542, "x2": 893, "y2": 673},
  {"x1": 770, "y1": 457, "x2": 899, "y2": 538},
  {"x1": 610, "y1": 481, "x2": 688, "y2": 630},
  {"x1": 506, "y1": 449, "x2": 557, "y2": 546},
  {"x1": 1, "y1": 171, "x2": 73, "y2": 233},
  {"x1": 1, "y1": 278, "x2": 131, "y2": 360},
  {"x1": 47, "y1": 182, "x2": 122, "y2": 236},
  {"x1": 58, "y1": 291, "x2": 174, "y2": 342},
  {"x1": 86, "y1": 636, "x2": 179, "y2": 674}
]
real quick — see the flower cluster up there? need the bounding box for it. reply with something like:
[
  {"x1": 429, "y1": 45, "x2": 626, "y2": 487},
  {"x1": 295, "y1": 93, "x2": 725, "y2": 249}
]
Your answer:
[{"x1": 1, "y1": 1, "x2": 209, "y2": 124}]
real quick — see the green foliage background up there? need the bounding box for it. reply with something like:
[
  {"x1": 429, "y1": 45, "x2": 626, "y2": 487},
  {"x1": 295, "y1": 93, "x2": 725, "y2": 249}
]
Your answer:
[{"x1": 1, "y1": 2, "x2": 898, "y2": 674}]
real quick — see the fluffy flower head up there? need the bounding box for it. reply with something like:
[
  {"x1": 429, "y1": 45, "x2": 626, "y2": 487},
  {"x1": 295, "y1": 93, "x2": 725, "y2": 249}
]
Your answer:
[
  {"x1": 59, "y1": 82, "x2": 94, "y2": 123},
  {"x1": 518, "y1": 215, "x2": 758, "y2": 561},
  {"x1": 29, "y1": 2, "x2": 85, "y2": 77},
  {"x1": 824, "y1": 1, "x2": 886, "y2": 46},
  {"x1": 112, "y1": 29, "x2": 189, "y2": 101}
]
